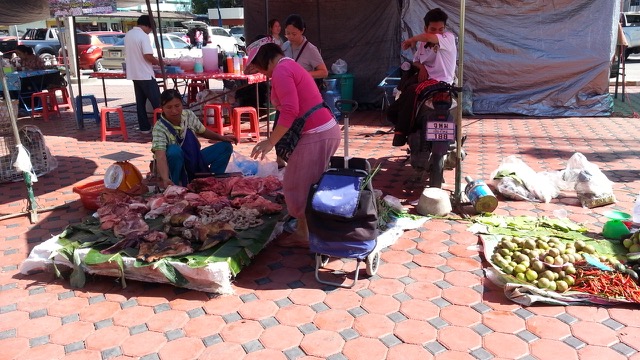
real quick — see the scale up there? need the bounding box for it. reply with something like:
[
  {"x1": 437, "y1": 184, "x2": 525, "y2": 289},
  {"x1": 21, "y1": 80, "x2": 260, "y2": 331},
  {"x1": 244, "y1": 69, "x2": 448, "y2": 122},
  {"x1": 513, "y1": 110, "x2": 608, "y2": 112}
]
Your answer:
[{"x1": 102, "y1": 151, "x2": 145, "y2": 193}]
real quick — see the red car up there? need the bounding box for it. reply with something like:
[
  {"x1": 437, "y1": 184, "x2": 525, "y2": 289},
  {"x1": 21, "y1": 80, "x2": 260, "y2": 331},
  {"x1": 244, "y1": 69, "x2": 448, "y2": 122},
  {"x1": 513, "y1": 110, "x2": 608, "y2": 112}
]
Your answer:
[{"x1": 76, "y1": 31, "x2": 125, "y2": 71}]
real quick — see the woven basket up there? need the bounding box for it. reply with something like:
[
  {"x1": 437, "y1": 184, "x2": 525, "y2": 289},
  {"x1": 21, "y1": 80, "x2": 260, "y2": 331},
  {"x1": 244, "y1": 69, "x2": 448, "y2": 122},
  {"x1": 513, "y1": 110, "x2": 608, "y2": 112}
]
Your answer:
[{"x1": 0, "y1": 100, "x2": 19, "y2": 136}]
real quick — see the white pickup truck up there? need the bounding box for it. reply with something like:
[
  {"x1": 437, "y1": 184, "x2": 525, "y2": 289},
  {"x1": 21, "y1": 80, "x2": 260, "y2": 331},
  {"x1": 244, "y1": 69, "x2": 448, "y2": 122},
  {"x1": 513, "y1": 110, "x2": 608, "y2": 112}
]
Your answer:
[{"x1": 621, "y1": 12, "x2": 640, "y2": 59}]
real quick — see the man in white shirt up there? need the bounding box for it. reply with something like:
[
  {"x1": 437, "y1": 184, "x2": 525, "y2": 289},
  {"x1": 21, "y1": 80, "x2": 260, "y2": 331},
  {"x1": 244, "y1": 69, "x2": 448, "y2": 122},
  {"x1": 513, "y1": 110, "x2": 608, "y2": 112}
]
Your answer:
[
  {"x1": 124, "y1": 15, "x2": 160, "y2": 133},
  {"x1": 388, "y1": 8, "x2": 457, "y2": 146}
]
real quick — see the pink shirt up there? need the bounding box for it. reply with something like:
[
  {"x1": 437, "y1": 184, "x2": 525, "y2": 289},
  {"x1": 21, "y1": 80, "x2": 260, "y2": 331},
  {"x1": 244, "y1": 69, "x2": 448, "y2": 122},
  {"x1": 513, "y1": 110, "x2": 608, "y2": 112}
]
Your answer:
[{"x1": 271, "y1": 57, "x2": 334, "y2": 131}]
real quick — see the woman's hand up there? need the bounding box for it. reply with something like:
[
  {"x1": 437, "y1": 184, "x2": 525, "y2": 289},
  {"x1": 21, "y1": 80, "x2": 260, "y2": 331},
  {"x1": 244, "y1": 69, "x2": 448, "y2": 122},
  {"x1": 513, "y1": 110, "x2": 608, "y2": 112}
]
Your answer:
[
  {"x1": 401, "y1": 39, "x2": 416, "y2": 50},
  {"x1": 160, "y1": 176, "x2": 174, "y2": 189},
  {"x1": 251, "y1": 139, "x2": 274, "y2": 160}
]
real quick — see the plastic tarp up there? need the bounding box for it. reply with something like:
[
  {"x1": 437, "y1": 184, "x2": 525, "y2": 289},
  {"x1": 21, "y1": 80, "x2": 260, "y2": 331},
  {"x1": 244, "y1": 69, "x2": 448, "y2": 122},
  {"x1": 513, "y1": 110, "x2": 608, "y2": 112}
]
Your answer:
[
  {"x1": 402, "y1": 0, "x2": 619, "y2": 116},
  {"x1": 243, "y1": 0, "x2": 401, "y2": 105}
]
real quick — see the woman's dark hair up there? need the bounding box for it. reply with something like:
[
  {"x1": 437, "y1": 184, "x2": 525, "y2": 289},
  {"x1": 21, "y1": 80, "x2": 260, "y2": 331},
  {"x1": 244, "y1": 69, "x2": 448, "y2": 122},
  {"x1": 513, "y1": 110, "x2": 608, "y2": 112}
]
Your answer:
[
  {"x1": 284, "y1": 14, "x2": 305, "y2": 32},
  {"x1": 268, "y1": 18, "x2": 280, "y2": 31},
  {"x1": 424, "y1": 8, "x2": 448, "y2": 26},
  {"x1": 16, "y1": 45, "x2": 34, "y2": 55},
  {"x1": 252, "y1": 43, "x2": 284, "y2": 70},
  {"x1": 160, "y1": 89, "x2": 183, "y2": 106}
]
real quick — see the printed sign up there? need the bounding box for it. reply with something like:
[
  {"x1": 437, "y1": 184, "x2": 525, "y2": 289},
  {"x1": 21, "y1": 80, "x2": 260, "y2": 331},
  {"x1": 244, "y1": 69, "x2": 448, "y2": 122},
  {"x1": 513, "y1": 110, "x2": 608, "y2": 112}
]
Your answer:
[
  {"x1": 50, "y1": 0, "x2": 117, "y2": 17},
  {"x1": 425, "y1": 121, "x2": 455, "y2": 141}
]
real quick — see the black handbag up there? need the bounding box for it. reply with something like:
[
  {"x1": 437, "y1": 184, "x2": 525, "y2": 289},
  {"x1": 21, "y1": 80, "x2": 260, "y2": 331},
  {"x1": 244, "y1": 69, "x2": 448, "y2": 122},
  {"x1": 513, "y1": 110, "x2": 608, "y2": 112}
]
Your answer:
[{"x1": 274, "y1": 102, "x2": 326, "y2": 162}]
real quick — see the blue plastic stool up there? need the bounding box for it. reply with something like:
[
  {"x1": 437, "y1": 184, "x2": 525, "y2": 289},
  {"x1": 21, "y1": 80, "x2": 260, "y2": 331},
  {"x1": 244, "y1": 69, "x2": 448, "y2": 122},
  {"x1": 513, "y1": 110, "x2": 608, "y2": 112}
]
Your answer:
[{"x1": 75, "y1": 95, "x2": 100, "y2": 129}]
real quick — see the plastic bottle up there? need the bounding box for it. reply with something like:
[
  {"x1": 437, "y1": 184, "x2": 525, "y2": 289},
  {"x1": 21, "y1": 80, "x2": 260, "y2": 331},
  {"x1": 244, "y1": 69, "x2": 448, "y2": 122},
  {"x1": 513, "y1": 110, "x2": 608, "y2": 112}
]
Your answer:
[
  {"x1": 233, "y1": 53, "x2": 241, "y2": 74},
  {"x1": 226, "y1": 53, "x2": 233, "y2": 73},
  {"x1": 633, "y1": 194, "x2": 640, "y2": 223},
  {"x1": 242, "y1": 55, "x2": 248, "y2": 69}
]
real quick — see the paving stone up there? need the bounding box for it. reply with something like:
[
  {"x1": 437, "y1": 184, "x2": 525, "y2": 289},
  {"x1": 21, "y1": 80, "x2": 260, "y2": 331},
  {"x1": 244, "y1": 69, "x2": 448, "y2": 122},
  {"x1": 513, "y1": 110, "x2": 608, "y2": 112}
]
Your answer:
[
  {"x1": 393, "y1": 293, "x2": 412, "y2": 303},
  {"x1": 284, "y1": 347, "x2": 305, "y2": 360},
  {"x1": 58, "y1": 291, "x2": 75, "y2": 300},
  {"x1": 88, "y1": 294, "x2": 106, "y2": 305},
  {"x1": 471, "y1": 303, "x2": 492, "y2": 314},
  {"x1": 439, "y1": 251, "x2": 455, "y2": 259},
  {"x1": 101, "y1": 346, "x2": 122, "y2": 359},
  {"x1": 275, "y1": 298, "x2": 293, "y2": 308},
  {"x1": 434, "y1": 280, "x2": 452, "y2": 289},
  {"x1": 563, "y1": 336, "x2": 586, "y2": 349},
  {"x1": 129, "y1": 324, "x2": 148, "y2": 335},
  {"x1": 403, "y1": 261, "x2": 420, "y2": 269},
  {"x1": 120, "y1": 299, "x2": 138, "y2": 309},
  {"x1": 603, "y1": 318, "x2": 625, "y2": 331},
  {"x1": 516, "y1": 330, "x2": 539, "y2": 343},
  {"x1": 0, "y1": 329, "x2": 16, "y2": 340},
  {"x1": 356, "y1": 289, "x2": 374, "y2": 298},
  {"x1": 254, "y1": 277, "x2": 271, "y2": 285},
  {"x1": 29, "y1": 335, "x2": 50, "y2": 347},
  {"x1": 165, "y1": 329, "x2": 184, "y2": 341},
  {"x1": 611, "y1": 342, "x2": 637, "y2": 357},
  {"x1": 287, "y1": 280, "x2": 305, "y2": 289},
  {"x1": 380, "y1": 334, "x2": 402, "y2": 348},
  {"x1": 514, "y1": 308, "x2": 535, "y2": 320},
  {"x1": 240, "y1": 293, "x2": 258, "y2": 303},
  {"x1": 436, "y1": 265, "x2": 454, "y2": 273},
  {"x1": 398, "y1": 276, "x2": 415, "y2": 285},
  {"x1": 428, "y1": 317, "x2": 449, "y2": 330},
  {"x1": 259, "y1": 316, "x2": 279, "y2": 329},
  {"x1": 62, "y1": 313, "x2": 79, "y2": 325},
  {"x1": 94, "y1": 318, "x2": 113, "y2": 330},
  {"x1": 471, "y1": 269, "x2": 485, "y2": 277},
  {"x1": 297, "y1": 322, "x2": 319, "y2": 336},
  {"x1": 153, "y1": 303, "x2": 171, "y2": 313},
  {"x1": 311, "y1": 302, "x2": 330, "y2": 313},
  {"x1": 28, "y1": 308, "x2": 48, "y2": 319},
  {"x1": 407, "y1": 248, "x2": 422, "y2": 255},
  {"x1": 222, "y1": 312, "x2": 242, "y2": 323},
  {"x1": 203, "y1": 334, "x2": 223, "y2": 347},
  {"x1": 2, "y1": 265, "x2": 18, "y2": 271},
  {"x1": 339, "y1": 328, "x2": 359, "y2": 341},
  {"x1": 424, "y1": 341, "x2": 447, "y2": 355},
  {"x1": 327, "y1": 353, "x2": 348, "y2": 360},
  {"x1": 4, "y1": 248, "x2": 18, "y2": 255},
  {"x1": 556, "y1": 313, "x2": 578, "y2": 325},
  {"x1": 1, "y1": 303, "x2": 17, "y2": 314},
  {"x1": 242, "y1": 339, "x2": 264, "y2": 353},
  {"x1": 388, "y1": 311, "x2": 408, "y2": 323},
  {"x1": 64, "y1": 341, "x2": 85, "y2": 354},
  {"x1": 268, "y1": 262, "x2": 284, "y2": 270},
  {"x1": 472, "y1": 284, "x2": 486, "y2": 294},
  {"x1": 472, "y1": 323, "x2": 493, "y2": 336},
  {"x1": 432, "y1": 298, "x2": 451, "y2": 308},
  {"x1": 140, "y1": 353, "x2": 160, "y2": 360},
  {"x1": 470, "y1": 348, "x2": 493, "y2": 360},
  {"x1": 28, "y1": 286, "x2": 45, "y2": 295},
  {"x1": 442, "y1": 240, "x2": 455, "y2": 246},
  {"x1": 187, "y1": 307, "x2": 205, "y2": 318},
  {"x1": 347, "y1": 307, "x2": 368, "y2": 318}
]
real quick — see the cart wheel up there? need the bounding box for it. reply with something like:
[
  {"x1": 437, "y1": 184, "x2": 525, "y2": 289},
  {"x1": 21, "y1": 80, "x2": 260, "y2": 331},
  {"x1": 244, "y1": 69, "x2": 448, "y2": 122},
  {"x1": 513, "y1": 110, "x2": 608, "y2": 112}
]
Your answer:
[{"x1": 366, "y1": 251, "x2": 380, "y2": 276}]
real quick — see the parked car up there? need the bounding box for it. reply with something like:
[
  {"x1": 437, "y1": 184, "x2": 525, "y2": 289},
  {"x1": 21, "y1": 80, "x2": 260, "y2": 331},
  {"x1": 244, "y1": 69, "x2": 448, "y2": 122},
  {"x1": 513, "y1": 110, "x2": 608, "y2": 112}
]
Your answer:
[
  {"x1": 229, "y1": 26, "x2": 245, "y2": 50},
  {"x1": 18, "y1": 28, "x2": 61, "y2": 65},
  {"x1": 76, "y1": 31, "x2": 125, "y2": 71},
  {"x1": 101, "y1": 33, "x2": 197, "y2": 70},
  {"x1": 181, "y1": 21, "x2": 239, "y2": 53}
]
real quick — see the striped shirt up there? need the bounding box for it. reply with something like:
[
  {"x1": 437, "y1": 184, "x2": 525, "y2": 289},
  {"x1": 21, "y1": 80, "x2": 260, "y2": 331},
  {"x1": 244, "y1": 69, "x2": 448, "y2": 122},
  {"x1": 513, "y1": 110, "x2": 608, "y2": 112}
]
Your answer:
[{"x1": 151, "y1": 110, "x2": 205, "y2": 152}]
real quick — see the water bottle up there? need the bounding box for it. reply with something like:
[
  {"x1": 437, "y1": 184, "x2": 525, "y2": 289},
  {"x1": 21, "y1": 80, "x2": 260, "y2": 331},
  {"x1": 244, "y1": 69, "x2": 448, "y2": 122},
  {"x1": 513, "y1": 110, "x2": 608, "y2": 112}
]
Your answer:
[{"x1": 633, "y1": 194, "x2": 640, "y2": 223}]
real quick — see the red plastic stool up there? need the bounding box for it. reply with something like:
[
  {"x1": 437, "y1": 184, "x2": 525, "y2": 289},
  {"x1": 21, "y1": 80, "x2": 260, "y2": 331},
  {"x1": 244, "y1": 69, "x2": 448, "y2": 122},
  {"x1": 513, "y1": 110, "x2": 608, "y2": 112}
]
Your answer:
[
  {"x1": 202, "y1": 103, "x2": 232, "y2": 134},
  {"x1": 152, "y1": 108, "x2": 163, "y2": 125},
  {"x1": 100, "y1": 107, "x2": 128, "y2": 141},
  {"x1": 187, "y1": 82, "x2": 207, "y2": 105},
  {"x1": 232, "y1": 106, "x2": 260, "y2": 142},
  {"x1": 48, "y1": 87, "x2": 73, "y2": 111},
  {"x1": 30, "y1": 91, "x2": 59, "y2": 121}
]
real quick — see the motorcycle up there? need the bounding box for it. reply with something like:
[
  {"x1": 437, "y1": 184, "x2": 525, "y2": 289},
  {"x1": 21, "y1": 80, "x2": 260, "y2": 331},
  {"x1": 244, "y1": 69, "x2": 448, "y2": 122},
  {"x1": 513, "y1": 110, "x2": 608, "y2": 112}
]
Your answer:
[{"x1": 406, "y1": 81, "x2": 466, "y2": 188}]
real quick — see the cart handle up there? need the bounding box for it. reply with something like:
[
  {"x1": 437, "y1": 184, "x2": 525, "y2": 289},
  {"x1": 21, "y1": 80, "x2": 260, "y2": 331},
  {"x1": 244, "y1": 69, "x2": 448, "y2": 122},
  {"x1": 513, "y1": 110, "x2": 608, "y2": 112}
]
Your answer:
[{"x1": 335, "y1": 99, "x2": 358, "y2": 116}]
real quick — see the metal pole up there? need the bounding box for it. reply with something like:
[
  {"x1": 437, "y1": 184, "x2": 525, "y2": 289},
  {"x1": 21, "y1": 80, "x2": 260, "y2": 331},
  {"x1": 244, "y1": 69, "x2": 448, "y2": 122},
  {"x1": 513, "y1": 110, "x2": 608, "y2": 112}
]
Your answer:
[
  {"x1": 217, "y1": 0, "x2": 223, "y2": 27},
  {"x1": 145, "y1": 0, "x2": 167, "y2": 90},
  {"x1": 454, "y1": 0, "x2": 466, "y2": 204}
]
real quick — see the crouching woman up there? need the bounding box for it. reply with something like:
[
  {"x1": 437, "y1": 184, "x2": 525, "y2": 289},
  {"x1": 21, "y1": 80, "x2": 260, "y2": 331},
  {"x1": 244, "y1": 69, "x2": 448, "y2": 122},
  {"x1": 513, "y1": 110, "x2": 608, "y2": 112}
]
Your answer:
[{"x1": 152, "y1": 89, "x2": 238, "y2": 188}]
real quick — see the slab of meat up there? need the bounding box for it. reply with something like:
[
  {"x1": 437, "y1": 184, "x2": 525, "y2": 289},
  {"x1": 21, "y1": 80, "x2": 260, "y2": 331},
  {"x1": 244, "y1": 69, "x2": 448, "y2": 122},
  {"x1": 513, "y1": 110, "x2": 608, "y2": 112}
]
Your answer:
[
  {"x1": 143, "y1": 231, "x2": 168, "y2": 243},
  {"x1": 113, "y1": 213, "x2": 149, "y2": 238},
  {"x1": 163, "y1": 185, "x2": 188, "y2": 203},
  {"x1": 230, "y1": 177, "x2": 261, "y2": 197},
  {"x1": 231, "y1": 194, "x2": 283, "y2": 215},
  {"x1": 137, "y1": 236, "x2": 194, "y2": 262},
  {"x1": 193, "y1": 221, "x2": 236, "y2": 250},
  {"x1": 259, "y1": 175, "x2": 282, "y2": 195}
]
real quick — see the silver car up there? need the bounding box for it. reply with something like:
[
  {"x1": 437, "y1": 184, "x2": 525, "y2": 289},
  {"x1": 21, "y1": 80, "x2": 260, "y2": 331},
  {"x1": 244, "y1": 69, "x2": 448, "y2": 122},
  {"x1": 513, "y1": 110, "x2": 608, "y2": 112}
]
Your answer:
[
  {"x1": 101, "y1": 33, "x2": 196, "y2": 70},
  {"x1": 181, "y1": 21, "x2": 239, "y2": 53}
]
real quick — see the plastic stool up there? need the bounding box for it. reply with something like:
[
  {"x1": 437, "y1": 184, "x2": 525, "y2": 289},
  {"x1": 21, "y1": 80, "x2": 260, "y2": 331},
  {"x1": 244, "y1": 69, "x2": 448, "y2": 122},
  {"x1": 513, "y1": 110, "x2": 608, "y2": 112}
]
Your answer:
[
  {"x1": 232, "y1": 106, "x2": 260, "y2": 142},
  {"x1": 202, "y1": 103, "x2": 232, "y2": 134},
  {"x1": 152, "y1": 108, "x2": 163, "y2": 125},
  {"x1": 48, "y1": 87, "x2": 73, "y2": 111},
  {"x1": 75, "y1": 95, "x2": 100, "y2": 129},
  {"x1": 30, "y1": 92, "x2": 59, "y2": 121},
  {"x1": 100, "y1": 107, "x2": 128, "y2": 141},
  {"x1": 187, "y1": 82, "x2": 207, "y2": 105}
]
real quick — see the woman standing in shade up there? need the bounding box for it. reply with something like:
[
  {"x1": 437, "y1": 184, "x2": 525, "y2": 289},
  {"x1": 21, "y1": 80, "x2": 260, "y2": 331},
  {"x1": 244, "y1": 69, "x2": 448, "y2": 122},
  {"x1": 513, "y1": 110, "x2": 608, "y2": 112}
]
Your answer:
[{"x1": 269, "y1": 19, "x2": 284, "y2": 48}]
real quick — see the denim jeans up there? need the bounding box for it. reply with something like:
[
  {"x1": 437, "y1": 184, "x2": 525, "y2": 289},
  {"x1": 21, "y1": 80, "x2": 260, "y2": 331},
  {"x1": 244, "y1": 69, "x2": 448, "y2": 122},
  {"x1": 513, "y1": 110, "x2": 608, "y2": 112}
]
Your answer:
[
  {"x1": 132, "y1": 78, "x2": 160, "y2": 131},
  {"x1": 165, "y1": 142, "x2": 233, "y2": 186}
]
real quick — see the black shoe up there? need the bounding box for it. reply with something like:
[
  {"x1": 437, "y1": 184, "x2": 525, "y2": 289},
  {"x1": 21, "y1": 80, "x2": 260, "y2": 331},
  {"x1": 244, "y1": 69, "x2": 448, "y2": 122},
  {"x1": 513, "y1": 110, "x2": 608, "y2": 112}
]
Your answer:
[{"x1": 392, "y1": 133, "x2": 407, "y2": 146}]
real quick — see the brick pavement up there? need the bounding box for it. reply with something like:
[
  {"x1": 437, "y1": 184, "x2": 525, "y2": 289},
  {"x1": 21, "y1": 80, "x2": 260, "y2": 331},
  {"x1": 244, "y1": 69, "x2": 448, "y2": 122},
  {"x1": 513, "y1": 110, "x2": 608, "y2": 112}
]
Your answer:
[{"x1": 1, "y1": 80, "x2": 640, "y2": 359}]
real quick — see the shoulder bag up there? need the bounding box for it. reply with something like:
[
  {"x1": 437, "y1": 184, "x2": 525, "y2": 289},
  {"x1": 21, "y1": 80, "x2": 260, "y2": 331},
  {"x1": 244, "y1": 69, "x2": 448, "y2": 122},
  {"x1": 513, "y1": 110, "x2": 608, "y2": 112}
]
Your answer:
[{"x1": 274, "y1": 102, "x2": 327, "y2": 162}]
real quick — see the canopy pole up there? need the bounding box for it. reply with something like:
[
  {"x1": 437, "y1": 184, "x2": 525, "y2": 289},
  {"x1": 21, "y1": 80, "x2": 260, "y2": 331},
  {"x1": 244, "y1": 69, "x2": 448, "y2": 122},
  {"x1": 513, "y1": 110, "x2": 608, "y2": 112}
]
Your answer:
[
  {"x1": 56, "y1": 18, "x2": 76, "y2": 120},
  {"x1": 146, "y1": 0, "x2": 167, "y2": 90},
  {"x1": 454, "y1": 0, "x2": 466, "y2": 205}
]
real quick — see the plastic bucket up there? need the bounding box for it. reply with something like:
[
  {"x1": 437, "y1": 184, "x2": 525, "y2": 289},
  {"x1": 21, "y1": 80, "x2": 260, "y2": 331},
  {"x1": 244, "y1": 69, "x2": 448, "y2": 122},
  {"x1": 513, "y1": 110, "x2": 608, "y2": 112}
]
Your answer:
[{"x1": 328, "y1": 73, "x2": 354, "y2": 111}]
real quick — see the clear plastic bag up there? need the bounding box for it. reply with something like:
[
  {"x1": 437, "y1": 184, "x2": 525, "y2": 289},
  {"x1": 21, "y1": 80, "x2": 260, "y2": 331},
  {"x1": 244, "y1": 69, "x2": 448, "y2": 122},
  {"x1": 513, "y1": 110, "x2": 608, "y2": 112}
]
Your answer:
[
  {"x1": 331, "y1": 59, "x2": 348, "y2": 74},
  {"x1": 225, "y1": 152, "x2": 278, "y2": 177},
  {"x1": 490, "y1": 156, "x2": 559, "y2": 203}
]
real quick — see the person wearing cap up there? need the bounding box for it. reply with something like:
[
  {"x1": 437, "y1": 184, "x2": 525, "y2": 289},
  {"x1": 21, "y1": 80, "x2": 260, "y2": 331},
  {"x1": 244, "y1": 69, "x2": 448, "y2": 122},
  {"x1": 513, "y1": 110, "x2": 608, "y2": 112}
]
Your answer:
[
  {"x1": 248, "y1": 39, "x2": 341, "y2": 248},
  {"x1": 124, "y1": 14, "x2": 161, "y2": 133}
]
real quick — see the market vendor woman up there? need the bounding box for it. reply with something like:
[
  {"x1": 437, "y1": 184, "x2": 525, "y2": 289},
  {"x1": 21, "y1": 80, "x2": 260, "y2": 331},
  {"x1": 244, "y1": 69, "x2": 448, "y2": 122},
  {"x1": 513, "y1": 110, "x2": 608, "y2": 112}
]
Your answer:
[
  {"x1": 14, "y1": 45, "x2": 46, "y2": 71},
  {"x1": 152, "y1": 89, "x2": 237, "y2": 188}
]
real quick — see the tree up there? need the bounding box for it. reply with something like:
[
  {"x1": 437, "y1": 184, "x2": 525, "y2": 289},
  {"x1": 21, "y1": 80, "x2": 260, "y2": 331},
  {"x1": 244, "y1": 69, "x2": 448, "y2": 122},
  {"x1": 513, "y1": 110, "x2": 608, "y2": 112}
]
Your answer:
[{"x1": 191, "y1": 0, "x2": 243, "y2": 15}]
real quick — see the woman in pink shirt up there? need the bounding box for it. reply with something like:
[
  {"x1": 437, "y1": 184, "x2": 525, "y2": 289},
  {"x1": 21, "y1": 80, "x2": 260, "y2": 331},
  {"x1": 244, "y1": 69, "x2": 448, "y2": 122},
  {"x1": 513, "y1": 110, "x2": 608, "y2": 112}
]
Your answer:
[{"x1": 249, "y1": 41, "x2": 341, "y2": 247}]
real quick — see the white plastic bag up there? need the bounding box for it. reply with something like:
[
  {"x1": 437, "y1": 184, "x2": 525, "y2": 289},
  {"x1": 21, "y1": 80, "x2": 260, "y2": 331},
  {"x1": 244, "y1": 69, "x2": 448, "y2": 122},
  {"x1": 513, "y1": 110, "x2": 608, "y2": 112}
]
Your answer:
[
  {"x1": 561, "y1": 153, "x2": 613, "y2": 197},
  {"x1": 490, "y1": 156, "x2": 559, "y2": 203},
  {"x1": 331, "y1": 59, "x2": 348, "y2": 74}
]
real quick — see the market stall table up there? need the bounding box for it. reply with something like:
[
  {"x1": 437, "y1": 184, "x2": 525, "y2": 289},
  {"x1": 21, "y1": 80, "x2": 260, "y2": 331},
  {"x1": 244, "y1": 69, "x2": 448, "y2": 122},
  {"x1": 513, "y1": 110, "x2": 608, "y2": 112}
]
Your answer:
[{"x1": 0, "y1": 69, "x2": 62, "y2": 112}]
